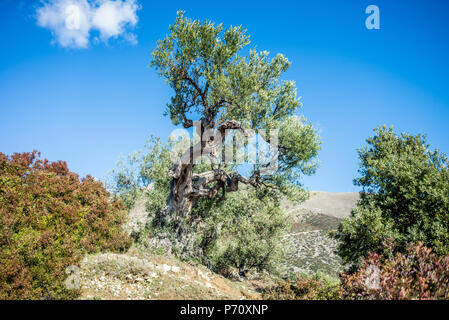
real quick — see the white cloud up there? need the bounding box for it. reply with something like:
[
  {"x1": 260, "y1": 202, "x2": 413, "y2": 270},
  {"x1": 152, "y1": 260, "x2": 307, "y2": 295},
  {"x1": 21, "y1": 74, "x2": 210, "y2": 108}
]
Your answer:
[{"x1": 36, "y1": 0, "x2": 140, "y2": 48}]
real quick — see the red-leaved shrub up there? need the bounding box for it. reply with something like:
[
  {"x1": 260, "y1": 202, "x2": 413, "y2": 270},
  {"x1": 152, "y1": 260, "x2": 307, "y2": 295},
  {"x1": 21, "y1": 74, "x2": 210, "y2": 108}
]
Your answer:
[
  {"x1": 341, "y1": 241, "x2": 449, "y2": 300},
  {"x1": 0, "y1": 151, "x2": 131, "y2": 299}
]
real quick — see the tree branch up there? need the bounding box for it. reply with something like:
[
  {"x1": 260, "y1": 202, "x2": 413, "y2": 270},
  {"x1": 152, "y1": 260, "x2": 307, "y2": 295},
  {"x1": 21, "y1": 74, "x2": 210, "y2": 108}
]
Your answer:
[{"x1": 170, "y1": 63, "x2": 208, "y2": 108}]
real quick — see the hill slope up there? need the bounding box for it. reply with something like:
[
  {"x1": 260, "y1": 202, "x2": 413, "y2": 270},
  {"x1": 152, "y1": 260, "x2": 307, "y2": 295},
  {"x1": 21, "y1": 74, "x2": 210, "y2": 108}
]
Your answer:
[
  {"x1": 79, "y1": 191, "x2": 359, "y2": 299},
  {"x1": 281, "y1": 191, "x2": 359, "y2": 276}
]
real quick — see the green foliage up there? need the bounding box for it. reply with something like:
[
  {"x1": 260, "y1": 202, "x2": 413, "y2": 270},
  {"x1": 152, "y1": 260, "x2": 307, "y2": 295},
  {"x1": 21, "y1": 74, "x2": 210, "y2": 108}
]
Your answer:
[
  {"x1": 107, "y1": 151, "x2": 145, "y2": 210},
  {"x1": 334, "y1": 204, "x2": 398, "y2": 268},
  {"x1": 334, "y1": 126, "x2": 449, "y2": 267},
  {"x1": 151, "y1": 10, "x2": 300, "y2": 131},
  {"x1": 263, "y1": 273, "x2": 341, "y2": 300},
  {"x1": 0, "y1": 151, "x2": 131, "y2": 300},
  {"x1": 107, "y1": 136, "x2": 172, "y2": 214},
  {"x1": 197, "y1": 189, "x2": 288, "y2": 276},
  {"x1": 266, "y1": 115, "x2": 321, "y2": 199},
  {"x1": 151, "y1": 11, "x2": 250, "y2": 126},
  {"x1": 341, "y1": 241, "x2": 449, "y2": 300}
]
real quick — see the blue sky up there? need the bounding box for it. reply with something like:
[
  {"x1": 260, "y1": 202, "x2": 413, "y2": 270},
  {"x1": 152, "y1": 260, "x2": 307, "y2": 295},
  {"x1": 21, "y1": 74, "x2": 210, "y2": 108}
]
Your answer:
[{"x1": 1, "y1": 0, "x2": 448, "y2": 192}]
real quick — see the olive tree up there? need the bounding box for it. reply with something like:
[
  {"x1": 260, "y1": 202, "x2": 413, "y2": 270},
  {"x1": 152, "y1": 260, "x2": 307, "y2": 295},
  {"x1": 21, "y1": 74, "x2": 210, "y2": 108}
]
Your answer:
[{"x1": 151, "y1": 11, "x2": 320, "y2": 239}]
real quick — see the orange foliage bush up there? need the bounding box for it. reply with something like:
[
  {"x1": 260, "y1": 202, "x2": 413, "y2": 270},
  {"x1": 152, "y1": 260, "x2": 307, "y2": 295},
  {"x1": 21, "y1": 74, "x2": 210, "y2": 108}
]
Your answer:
[{"x1": 0, "y1": 151, "x2": 131, "y2": 299}]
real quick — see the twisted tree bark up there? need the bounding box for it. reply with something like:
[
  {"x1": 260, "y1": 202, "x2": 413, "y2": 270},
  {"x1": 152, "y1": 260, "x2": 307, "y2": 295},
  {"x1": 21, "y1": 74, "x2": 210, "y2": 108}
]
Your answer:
[{"x1": 159, "y1": 119, "x2": 262, "y2": 238}]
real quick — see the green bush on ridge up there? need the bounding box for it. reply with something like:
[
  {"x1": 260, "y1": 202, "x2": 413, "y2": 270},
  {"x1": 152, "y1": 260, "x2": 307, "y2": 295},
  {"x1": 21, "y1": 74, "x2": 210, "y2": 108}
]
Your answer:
[{"x1": 334, "y1": 126, "x2": 449, "y2": 269}]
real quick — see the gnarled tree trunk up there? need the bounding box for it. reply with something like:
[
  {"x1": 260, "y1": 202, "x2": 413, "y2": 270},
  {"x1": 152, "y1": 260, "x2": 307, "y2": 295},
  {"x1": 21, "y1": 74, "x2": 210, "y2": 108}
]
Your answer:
[{"x1": 159, "y1": 120, "x2": 258, "y2": 240}]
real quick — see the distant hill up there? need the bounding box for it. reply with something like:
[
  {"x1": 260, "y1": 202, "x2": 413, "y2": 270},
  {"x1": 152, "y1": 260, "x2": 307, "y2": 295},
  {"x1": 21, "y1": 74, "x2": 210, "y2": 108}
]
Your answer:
[
  {"x1": 296, "y1": 191, "x2": 359, "y2": 219},
  {"x1": 280, "y1": 191, "x2": 359, "y2": 276}
]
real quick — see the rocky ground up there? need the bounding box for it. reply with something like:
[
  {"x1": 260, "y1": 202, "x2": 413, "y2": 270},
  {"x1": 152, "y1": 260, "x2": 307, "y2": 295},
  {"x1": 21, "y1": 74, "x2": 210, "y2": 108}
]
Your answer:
[{"x1": 79, "y1": 247, "x2": 263, "y2": 300}]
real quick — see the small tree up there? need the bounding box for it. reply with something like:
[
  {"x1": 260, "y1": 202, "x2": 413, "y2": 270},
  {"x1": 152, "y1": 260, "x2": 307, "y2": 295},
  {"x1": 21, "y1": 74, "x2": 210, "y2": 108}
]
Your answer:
[
  {"x1": 335, "y1": 126, "x2": 449, "y2": 267},
  {"x1": 151, "y1": 11, "x2": 320, "y2": 239}
]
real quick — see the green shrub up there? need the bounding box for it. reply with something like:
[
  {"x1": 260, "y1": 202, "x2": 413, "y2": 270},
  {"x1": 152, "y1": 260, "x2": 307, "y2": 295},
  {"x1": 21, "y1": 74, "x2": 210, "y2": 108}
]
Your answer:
[
  {"x1": 341, "y1": 241, "x2": 449, "y2": 300},
  {"x1": 0, "y1": 151, "x2": 131, "y2": 299},
  {"x1": 334, "y1": 126, "x2": 449, "y2": 268},
  {"x1": 199, "y1": 189, "x2": 288, "y2": 277},
  {"x1": 263, "y1": 273, "x2": 341, "y2": 300}
]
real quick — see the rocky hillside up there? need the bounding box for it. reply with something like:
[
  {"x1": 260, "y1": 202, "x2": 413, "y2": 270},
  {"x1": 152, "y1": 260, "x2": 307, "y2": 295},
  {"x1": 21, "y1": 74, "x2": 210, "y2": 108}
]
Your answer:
[
  {"x1": 281, "y1": 191, "x2": 359, "y2": 276},
  {"x1": 79, "y1": 191, "x2": 359, "y2": 299}
]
